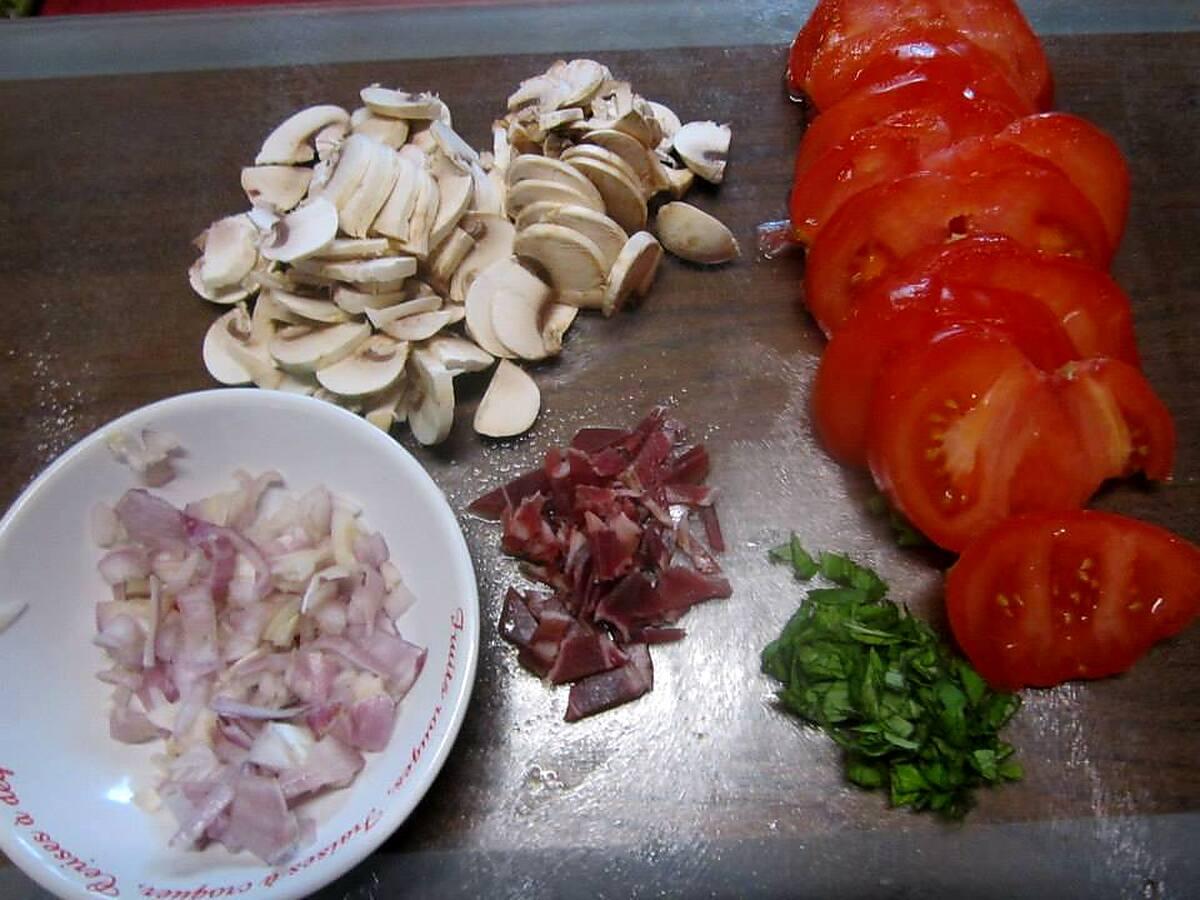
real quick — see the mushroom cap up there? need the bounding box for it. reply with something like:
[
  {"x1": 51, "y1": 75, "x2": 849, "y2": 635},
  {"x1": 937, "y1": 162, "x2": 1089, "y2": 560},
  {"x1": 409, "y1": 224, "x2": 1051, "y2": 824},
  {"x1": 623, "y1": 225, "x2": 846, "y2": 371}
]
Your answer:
[
  {"x1": 241, "y1": 166, "x2": 313, "y2": 212},
  {"x1": 256, "y1": 105, "x2": 350, "y2": 166},
  {"x1": 473, "y1": 359, "x2": 540, "y2": 438},
  {"x1": 260, "y1": 197, "x2": 339, "y2": 263},
  {"x1": 315, "y1": 333, "x2": 410, "y2": 397},
  {"x1": 672, "y1": 120, "x2": 732, "y2": 184}
]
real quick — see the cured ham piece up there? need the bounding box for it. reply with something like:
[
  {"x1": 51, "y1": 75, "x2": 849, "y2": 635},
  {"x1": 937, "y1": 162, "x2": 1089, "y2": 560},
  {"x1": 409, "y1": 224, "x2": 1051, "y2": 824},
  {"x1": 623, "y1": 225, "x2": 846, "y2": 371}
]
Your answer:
[{"x1": 475, "y1": 407, "x2": 730, "y2": 720}]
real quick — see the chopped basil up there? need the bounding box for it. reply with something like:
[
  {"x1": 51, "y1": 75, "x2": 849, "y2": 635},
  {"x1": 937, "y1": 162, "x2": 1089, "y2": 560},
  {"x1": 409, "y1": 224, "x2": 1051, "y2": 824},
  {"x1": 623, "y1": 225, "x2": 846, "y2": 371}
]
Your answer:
[{"x1": 762, "y1": 537, "x2": 1022, "y2": 819}]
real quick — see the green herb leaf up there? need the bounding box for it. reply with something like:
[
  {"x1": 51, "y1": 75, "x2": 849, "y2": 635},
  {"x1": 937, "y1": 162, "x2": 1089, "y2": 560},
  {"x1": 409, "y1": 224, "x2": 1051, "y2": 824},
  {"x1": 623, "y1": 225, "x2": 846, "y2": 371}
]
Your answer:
[
  {"x1": 769, "y1": 533, "x2": 819, "y2": 579},
  {"x1": 761, "y1": 539, "x2": 1022, "y2": 819}
]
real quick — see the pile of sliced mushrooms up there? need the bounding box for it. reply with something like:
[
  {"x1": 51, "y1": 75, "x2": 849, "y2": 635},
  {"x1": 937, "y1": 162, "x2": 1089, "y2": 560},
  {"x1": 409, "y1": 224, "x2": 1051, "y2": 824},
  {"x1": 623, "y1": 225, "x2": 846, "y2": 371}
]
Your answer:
[{"x1": 192, "y1": 59, "x2": 737, "y2": 444}]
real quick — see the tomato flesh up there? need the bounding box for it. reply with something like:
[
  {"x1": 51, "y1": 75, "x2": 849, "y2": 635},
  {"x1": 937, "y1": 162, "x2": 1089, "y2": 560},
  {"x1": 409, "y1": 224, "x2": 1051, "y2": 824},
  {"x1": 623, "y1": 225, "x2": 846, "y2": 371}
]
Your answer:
[
  {"x1": 804, "y1": 170, "x2": 1113, "y2": 335},
  {"x1": 947, "y1": 511, "x2": 1200, "y2": 689}
]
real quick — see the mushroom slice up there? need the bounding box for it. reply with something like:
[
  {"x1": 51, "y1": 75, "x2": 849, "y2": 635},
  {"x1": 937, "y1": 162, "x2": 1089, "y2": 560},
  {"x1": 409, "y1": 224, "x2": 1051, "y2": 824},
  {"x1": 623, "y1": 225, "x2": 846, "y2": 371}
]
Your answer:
[
  {"x1": 316, "y1": 333, "x2": 409, "y2": 397},
  {"x1": 560, "y1": 145, "x2": 641, "y2": 193},
  {"x1": 491, "y1": 121, "x2": 513, "y2": 173},
  {"x1": 267, "y1": 288, "x2": 350, "y2": 324},
  {"x1": 333, "y1": 284, "x2": 409, "y2": 314},
  {"x1": 311, "y1": 237, "x2": 391, "y2": 260},
  {"x1": 203, "y1": 303, "x2": 279, "y2": 387},
  {"x1": 260, "y1": 196, "x2": 339, "y2": 263},
  {"x1": 429, "y1": 169, "x2": 473, "y2": 251},
  {"x1": 535, "y1": 107, "x2": 585, "y2": 139},
  {"x1": 603, "y1": 231, "x2": 664, "y2": 316},
  {"x1": 293, "y1": 255, "x2": 417, "y2": 283},
  {"x1": 610, "y1": 108, "x2": 659, "y2": 151},
  {"x1": 507, "y1": 73, "x2": 563, "y2": 113},
  {"x1": 513, "y1": 223, "x2": 607, "y2": 298},
  {"x1": 364, "y1": 380, "x2": 409, "y2": 431},
  {"x1": 474, "y1": 359, "x2": 540, "y2": 438},
  {"x1": 189, "y1": 259, "x2": 256, "y2": 304},
  {"x1": 673, "y1": 121, "x2": 731, "y2": 184},
  {"x1": 407, "y1": 346, "x2": 456, "y2": 446},
  {"x1": 198, "y1": 214, "x2": 259, "y2": 292},
  {"x1": 360, "y1": 86, "x2": 450, "y2": 123},
  {"x1": 664, "y1": 163, "x2": 695, "y2": 199},
  {"x1": 252, "y1": 284, "x2": 306, "y2": 328},
  {"x1": 371, "y1": 154, "x2": 419, "y2": 241},
  {"x1": 241, "y1": 166, "x2": 313, "y2": 212},
  {"x1": 541, "y1": 302, "x2": 578, "y2": 356},
  {"x1": 561, "y1": 157, "x2": 648, "y2": 232},
  {"x1": 428, "y1": 227, "x2": 476, "y2": 293},
  {"x1": 318, "y1": 133, "x2": 378, "y2": 214},
  {"x1": 468, "y1": 161, "x2": 504, "y2": 216},
  {"x1": 364, "y1": 295, "x2": 443, "y2": 329},
  {"x1": 647, "y1": 100, "x2": 682, "y2": 151},
  {"x1": 394, "y1": 169, "x2": 440, "y2": 259},
  {"x1": 654, "y1": 201, "x2": 739, "y2": 265},
  {"x1": 507, "y1": 178, "x2": 603, "y2": 219},
  {"x1": 351, "y1": 111, "x2": 410, "y2": 148},
  {"x1": 271, "y1": 371, "x2": 320, "y2": 395},
  {"x1": 488, "y1": 260, "x2": 554, "y2": 361},
  {"x1": 427, "y1": 334, "x2": 494, "y2": 374},
  {"x1": 582, "y1": 129, "x2": 670, "y2": 197},
  {"x1": 465, "y1": 257, "x2": 540, "y2": 359},
  {"x1": 556, "y1": 59, "x2": 610, "y2": 109},
  {"x1": 269, "y1": 321, "x2": 371, "y2": 374},
  {"x1": 450, "y1": 213, "x2": 516, "y2": 304},
  {"x1": 314, "y1": 121, "x2": 349, "y2": 162},
  {"x1": 506, "y1": 154, "x2": 604, "y2": 208},
  {"x1": 515, "y1": 203, "x2": 627, "y2": 271},
  {"x1": 379, "y1": 309, "x2": 457, "y2": 342},
  {"x1": 255, "y1": 105, "x2": 350, "y2": 166},
  {"x1": 429, "y1": 120, "x2": 481, "y2": 171},
  {"x1": 339, "y1": 141, "x2": 402, "y2": 238}
]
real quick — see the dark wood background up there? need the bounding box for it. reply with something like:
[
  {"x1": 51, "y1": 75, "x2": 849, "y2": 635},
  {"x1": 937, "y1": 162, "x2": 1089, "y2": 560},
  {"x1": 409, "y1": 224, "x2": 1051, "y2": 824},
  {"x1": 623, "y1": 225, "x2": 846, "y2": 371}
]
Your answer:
[{"x1": 0, "y1": 29, "x2": 1197, "y2": 899}]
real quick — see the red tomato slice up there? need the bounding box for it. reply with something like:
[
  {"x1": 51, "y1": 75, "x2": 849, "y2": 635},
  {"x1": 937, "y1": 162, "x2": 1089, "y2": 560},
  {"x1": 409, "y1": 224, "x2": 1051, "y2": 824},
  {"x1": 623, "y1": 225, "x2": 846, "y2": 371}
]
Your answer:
[
  {"x1": 787, "y1": 0, "x2": 1052, "y2": 111},
  {"x1": 1053, "y1": 358, "x2": 1176, "y2": 483},
  {"x1": 867, "y1": 325, "x2": 1094, "y2": 551},
  {"x1": 812, "y1": 277, "x2": 1077, "y2": 467},
  {"x1": 804, "y1": 170, "x2": 1114, "y2": 335},
  {"x1": 889, "y1": 235, "x2": 1140, "y2": 366},
  {"x1": 995, "y1": 113, "x2": 1130, "y2": 247},
  {"x1": 793, "y1": 73, "x2": 1023, "y2": 180},
  {"x1": 947, "y1": 511, "x2": 1200, "y2": 689}
]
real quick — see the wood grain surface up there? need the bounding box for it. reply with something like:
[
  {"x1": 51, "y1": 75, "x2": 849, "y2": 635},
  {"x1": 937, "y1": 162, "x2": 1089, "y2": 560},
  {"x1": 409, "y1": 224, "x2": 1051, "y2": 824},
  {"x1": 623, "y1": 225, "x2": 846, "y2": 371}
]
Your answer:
[{"x1": 0, "y1": 31, "x2": 1197, "y2": 899}]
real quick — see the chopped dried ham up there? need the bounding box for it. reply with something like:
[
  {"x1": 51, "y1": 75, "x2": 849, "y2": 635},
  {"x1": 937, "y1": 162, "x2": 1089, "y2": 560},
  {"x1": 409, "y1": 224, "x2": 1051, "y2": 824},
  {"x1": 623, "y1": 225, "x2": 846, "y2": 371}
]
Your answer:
[
  {"x1": 92, "y1": 471, "x2": 425, "y2": 864},
  {"x1": 476, "y1": 407, "x2": 729, "y2": 720}
]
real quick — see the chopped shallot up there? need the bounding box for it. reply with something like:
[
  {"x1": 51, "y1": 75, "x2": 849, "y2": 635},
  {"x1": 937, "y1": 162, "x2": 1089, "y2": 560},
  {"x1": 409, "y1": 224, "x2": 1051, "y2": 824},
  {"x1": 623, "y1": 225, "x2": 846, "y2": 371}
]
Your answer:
[
  {"x1": 92, "y1": 470, "x2": 425, "y2": 865},
  {"x1": 472, "y1": 406, "x2": 729, "y2": 721}
]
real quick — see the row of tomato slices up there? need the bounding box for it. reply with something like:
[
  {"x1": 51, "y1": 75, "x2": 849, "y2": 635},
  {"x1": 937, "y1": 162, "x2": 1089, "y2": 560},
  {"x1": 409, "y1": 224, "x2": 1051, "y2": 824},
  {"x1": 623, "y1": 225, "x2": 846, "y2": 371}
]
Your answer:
[{"x1": 785, "y1": 0, "x2": 1199, "y2": 689}]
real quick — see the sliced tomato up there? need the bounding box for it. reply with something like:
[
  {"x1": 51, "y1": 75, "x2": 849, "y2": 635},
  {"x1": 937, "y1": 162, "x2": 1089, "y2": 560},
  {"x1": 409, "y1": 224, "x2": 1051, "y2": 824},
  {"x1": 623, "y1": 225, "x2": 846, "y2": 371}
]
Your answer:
[
  {"x1": 888, "y1": 235, "x2": 1140, "y2": 365},
  {"x1": 994, "y1": 113, "x2": 1130, "y2": 247},
  {"x1": 793, "y1": 73, "x2": 1022, "y2": 180},
  {"x1": 866, "y1": 325, "x2": 1094, "y2": 551},
  {"x1": 1053, "y1": 358, "x2": 1176, "y2": 483},
  {"x1": 812, "y1": 277, "x2": 1076, "y2": 467},
  {"x1": 787, "y1": 0, "x2": 1052, "y2": 111},
  {"x1": 804, "y1": 170, "x2": 1114, "y2": 335},
  {"x1": 947, "y1": 511, "x2": 1200, "y2": 689}
]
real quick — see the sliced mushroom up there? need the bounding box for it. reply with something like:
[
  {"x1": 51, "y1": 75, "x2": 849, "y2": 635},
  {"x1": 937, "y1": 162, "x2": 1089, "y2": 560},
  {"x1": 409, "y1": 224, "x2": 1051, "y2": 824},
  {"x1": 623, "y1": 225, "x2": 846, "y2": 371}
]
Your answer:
[
  {"x1": 673, "y1": 120, "x2": 731, "y2": 184},
  {"x1": 189, "y1": 259, "x2": 256, "y2": 304},
  {"x1": 491, "y1": 120, "x2": 513, "y2": 173},
  {"x1": 654, "y1": 201, "x2": 739, "y2": 265},
  {"x1": 292, "y1": 255, "x2": 417, "y2": 283},
  {"x1": 647, "y1": 100, "x2": 682, "y2": 150},
  {"x1": 393, "y1": 168, "x2": 440, "y2": 259},
  {"x1": 506, "y1": 154, "x2": 604, "y2": 208},
  {"x1": 487, "y1": 259, "x2": 554, "y2": 360},
  {"x1": 253, "y1": 284, "x2": 306, "y2": 327},
  {"x1": 429, "y1": 169, "x2": 473, "y2": 250},
  {"x1": 269, "y1": 321, "x2": 371, "y2": 374},
  {"x1": 333, "y1": 284, "x2": 409, "y2": 314},
  {"x1": 428, "y1": 227, "x2": 476, "y2": 293},
  {"x1": 241, "y1": 166, "x2": 313, "y2": 212},
  {"x1": 514, "y1": 203, "x2": 627, "y2": 270},
  {"x1": 450, "y1": 213, "x2": 516, "y2": 304},
  {"x1": 507, "y1": 178, "x2": 604, "y2": 219},
  {"x1": 318, "y1": 133, "x2": 377, "y2": 213},
  {"x1": 314, "y1": 121, "x2": 349, "y2": 162},
  {"x1": 427, "y1": 334, "x2": 494, "y2": 373},
  {"x1": 560, "y1": 145, "x2": 642, "y2": 194},
  {"x1": 465, "y1": 257, "x2": 538, "y2": 359},
  {"x1": 260, "y1": 197, "x2": 339, "y2": 263},
  {"x1": 360, "y1": 86, "x2": 450, "y2": 123},
  {"x1": 371, "y1": 154, "x2": 419, "y2": 241},
  {"x1": 582, "y1": 129, "x2": 670, "y2": 197},
  {"x1": 474, "y1": 359, "x2": 540, "y2": 438},
  {"x1": 364, "y1": 295, "x2": 443, "y2": 329},
  {"x1": 311, "y1": 237, "x2": 391, "y2": 260},
  {"x1": 562, "y1": 155, "x2": 648, "y2": 232},
  {"x1": 468, "y1": 161, "x2": 504, "y2": 217},
  {"x1": 316, "y1": 333, "x2": 409, "y2": 397},
  {"x1": 364, "y1": 380, "x2": 408, "y2": 431},
  {"x1": 610, "y1": 108, "x2": 659, "y2": 150},
  {"x1": 429, "y1": 120, "x2": 481, "y2": 171},
  {"x1": 664, "y1": 163, "x2": 695, "y2": 199},
  {"x1": 203, "y1": 303, "x2": 281, "y2": 387},
  {"x1": 541, "y1": 302, "x2": 578, "y2": 356},
  {"x1": 556, "y1": 59, "x2": 610, "y2": 109},
  {"x1": 271, "y1": 371, "x2": 320, "y2": 395},
  {"x1": 379, "y1": 308, "x2": 457, "y2": 342},
  {"x1": 198, "y1": 214, "x2": 259, "y2": 292},
  {"x1": 339, "y1": 140, "x2": 402, "y2": 238},
  {"x1": 603, "y1": 231, "x2": 663, "y2": 316},
  {"x1": 535, "y1": 107, "x2": 585, "y2": 139},
  {"x1": 507, "y1": 73, "x2": 563, "y2": 113},
  {"x1": 266, "y1": 288, "x2": 350, "y2": 324},
  {"x1": 351, "y1": 111, "x2": 410, "y2": 148},
  {"x1": 255, "y1": 105, "x2": 350, "y2": 166},
  {"x1": 407, "y1": 346, "x2": 456, "y2": 445},
  {"x1": 514, "y1": 223, "x2": 607, "y2": 300}
]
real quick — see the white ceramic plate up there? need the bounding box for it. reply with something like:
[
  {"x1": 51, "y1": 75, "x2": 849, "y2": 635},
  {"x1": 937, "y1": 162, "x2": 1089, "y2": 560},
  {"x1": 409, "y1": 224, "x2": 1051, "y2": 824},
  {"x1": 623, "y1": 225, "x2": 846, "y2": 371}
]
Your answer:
[{"x1": 0, "y1": 389, "x2": 479, "y2": 900}]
